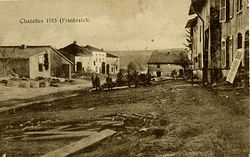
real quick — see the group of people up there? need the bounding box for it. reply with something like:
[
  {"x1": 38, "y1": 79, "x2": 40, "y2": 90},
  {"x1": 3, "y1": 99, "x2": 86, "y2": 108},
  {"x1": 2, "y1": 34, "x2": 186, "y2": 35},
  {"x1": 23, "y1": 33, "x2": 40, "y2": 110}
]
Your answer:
[
  {"x1": 91, "y1": 73, "x2": 113, "y2": 90},
  {"x1": 91, "y1": 70, "x2": 152, "y2": 91}
]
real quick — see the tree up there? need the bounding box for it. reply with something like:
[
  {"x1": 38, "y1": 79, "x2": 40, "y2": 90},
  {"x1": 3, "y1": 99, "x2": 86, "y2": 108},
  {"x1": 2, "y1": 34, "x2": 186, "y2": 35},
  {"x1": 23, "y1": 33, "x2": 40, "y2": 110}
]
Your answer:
[
  {"x1": 127, "y1": 61, "x2": 138, "y2": 73},
  {"x1": 179, "y1": 52, "x2": 191, "y2": 70}
]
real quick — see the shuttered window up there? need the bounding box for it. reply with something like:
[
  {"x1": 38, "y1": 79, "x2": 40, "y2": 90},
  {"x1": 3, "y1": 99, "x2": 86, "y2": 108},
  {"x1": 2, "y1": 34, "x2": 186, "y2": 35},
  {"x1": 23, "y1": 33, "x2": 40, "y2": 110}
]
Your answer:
[
  {"x1": 237, "y1": 33, "x2": 243, "y2": 49},
  {"x1": 226, "y1": 38, "x2": 230, "y2": 68},
  {"x1": 220, "y1": 0, "x2": 227, "y2": 22},
  {"x1": 221, "y1": 38, "x2": 226, "y2": 68},
  {"x1": 237, "y1": 0, "x2": 243, "y2": 12},
  {"x1": 244, "y1": 31, "x2": 249, "y2": 69},
  {"x1": 230, "y1": 0, "x2": 234, "y2": 18},
  {"x1": 229, "y1": 36, "x2": 234, "y2": 65}
]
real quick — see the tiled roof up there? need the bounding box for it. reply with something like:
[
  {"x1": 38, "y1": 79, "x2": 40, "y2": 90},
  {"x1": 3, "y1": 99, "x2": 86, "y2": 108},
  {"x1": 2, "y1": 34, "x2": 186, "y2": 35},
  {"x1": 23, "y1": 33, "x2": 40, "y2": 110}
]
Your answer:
[
  {"x1": 188, "y1": 0, "x2": 206, "y2": 15},
  {"x1": 0, "y1": 45, "x2": 73, "y2": 64},
  {"x1": 106, "y1": 53, "x2": 118, "y2": 58},
  {"x1": 59, "y1": 43, "x2": 92, "y2": 56},
  {"x1": 147, "y1": 49, "x2": 191, "y2": 65},
  {"x1": 83, "y1": 45, "x2": 105, "y2": 52}
]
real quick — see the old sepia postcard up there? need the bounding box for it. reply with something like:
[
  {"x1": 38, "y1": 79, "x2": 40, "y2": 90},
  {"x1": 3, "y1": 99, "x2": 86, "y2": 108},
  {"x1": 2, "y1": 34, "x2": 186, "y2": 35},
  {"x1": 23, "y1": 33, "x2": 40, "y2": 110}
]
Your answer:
[{"x1": 0, "y1": 0, "x2": 249, "y2": 156}]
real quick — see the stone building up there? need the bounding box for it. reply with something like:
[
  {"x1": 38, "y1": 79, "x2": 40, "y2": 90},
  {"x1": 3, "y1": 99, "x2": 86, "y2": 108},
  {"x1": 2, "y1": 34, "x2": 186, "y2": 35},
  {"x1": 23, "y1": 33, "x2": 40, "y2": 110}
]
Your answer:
[
  {"x1": 59, "y1": 41, "x2": 120, "y2": 75},
  {"x1": 0, "y1": 45, "x2": 73, "y2": 79}
]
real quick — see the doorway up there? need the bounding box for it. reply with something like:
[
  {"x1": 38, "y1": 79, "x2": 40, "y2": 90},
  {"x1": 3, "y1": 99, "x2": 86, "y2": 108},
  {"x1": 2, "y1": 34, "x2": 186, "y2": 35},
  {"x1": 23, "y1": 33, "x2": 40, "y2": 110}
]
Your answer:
[
  {"x1": 76, "y1": 62, "x2": 82, "y2": 71},
  {"x1": 203, "y1": 29, "x2": 209, "y2": 83},
  {"x1": 101, "y1": 62, "x2": 105, "y2": 74},
  {"x1": 106, "y1": 64, "x2": 110, "y2": 74}
]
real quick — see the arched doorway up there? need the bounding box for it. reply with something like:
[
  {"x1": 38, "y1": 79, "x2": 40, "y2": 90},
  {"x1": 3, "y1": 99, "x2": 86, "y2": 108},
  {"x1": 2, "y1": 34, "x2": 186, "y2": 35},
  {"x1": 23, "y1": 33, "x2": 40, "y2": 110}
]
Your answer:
[
  {"x1": 106, "y1": 64, "x2": 110, "y2": 74},
  {"x1": 101, "y1": 62, "x2": 105, "y2": 74}
]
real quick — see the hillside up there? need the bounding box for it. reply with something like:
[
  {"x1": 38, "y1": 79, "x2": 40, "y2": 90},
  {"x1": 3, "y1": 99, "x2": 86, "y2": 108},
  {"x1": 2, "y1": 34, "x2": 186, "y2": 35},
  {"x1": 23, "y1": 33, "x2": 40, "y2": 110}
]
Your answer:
[
  {"x1": 108, "y1": 48, "x2": 188, "y2": 71},
  {"x1": 108, "y1": 50, "x2": 154, "y2": 70}
]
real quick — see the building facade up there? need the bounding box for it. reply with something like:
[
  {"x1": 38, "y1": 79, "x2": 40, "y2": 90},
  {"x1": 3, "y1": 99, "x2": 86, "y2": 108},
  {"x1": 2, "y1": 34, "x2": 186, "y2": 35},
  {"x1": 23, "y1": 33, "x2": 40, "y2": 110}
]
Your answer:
[
  {"x1": 187, "y1": 0, "x2": 249, "y2": 84},
  {"x1": 0, "y1": 45, "x2": 73, "y2": 79},
  {"x1": 59, "y1": 42, "x2": 120, "y2": 75},
  {"x1": 147, "y1": 49, "x2": 190, "y2": 77},
  {"x1": 187, "y1": 0, "x2": 222, "y2": 83},
  {"x1": 220, "y1": 0, "x2": 249, "y2": 79}
]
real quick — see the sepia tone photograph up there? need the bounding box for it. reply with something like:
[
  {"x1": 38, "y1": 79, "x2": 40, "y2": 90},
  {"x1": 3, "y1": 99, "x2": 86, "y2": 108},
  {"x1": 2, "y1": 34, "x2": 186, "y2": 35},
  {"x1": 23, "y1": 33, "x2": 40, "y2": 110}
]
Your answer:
[{"x1": 0, "y1": 0, "x2": 249, "y2": 156}]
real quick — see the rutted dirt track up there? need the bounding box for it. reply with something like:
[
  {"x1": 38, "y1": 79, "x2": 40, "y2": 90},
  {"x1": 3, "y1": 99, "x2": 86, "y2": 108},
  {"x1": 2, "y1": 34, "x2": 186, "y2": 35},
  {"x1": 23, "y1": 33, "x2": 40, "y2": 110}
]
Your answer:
[{"x1": 0, "y1": 80, "x2": 249, "y2": 157}]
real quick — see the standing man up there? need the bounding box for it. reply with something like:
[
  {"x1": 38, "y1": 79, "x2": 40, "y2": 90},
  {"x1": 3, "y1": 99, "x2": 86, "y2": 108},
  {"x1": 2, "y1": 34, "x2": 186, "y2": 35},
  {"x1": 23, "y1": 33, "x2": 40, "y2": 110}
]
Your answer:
[
  {"x1": 91, "y1": 72, "x2": 96, "y2": 88},
  {"x1": 106, "y1": 73, "x2": 113, "y2": 90}
]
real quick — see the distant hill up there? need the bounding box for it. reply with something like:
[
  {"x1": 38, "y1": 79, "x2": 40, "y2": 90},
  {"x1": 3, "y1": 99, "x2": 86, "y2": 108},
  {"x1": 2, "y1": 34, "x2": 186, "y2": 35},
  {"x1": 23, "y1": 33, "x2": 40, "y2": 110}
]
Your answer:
[
  {"x1": 108, "y1": 50, "x2": 154, "y2": 70},
  {"x1": 108, "y1": 48, "x2": 188, "y2": 71}
]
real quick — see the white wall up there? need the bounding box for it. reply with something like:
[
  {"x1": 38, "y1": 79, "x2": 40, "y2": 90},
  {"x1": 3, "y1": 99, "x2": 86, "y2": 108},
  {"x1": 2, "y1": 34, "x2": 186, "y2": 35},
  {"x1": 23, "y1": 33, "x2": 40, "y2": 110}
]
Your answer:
[
  {"x1": 75, "y1": 56, "x2": 92, "y2": 72},
  {"x1": 106, "y1": 57, "x2": 120, "y2": 74},
  {"x1": 29, "y1": 50, "x2": 51, "y2": 79},
  {"x1": 92, "y1": 51, "x2": 106, "y2": 74}
]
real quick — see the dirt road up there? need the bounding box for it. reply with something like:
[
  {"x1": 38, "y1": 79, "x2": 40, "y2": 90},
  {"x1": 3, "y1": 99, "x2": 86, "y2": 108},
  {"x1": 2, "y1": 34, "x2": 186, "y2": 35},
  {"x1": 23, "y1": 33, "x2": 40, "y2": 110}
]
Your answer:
[{"x1": 0, "y1": 80, "x2": 249, "y2": 157}]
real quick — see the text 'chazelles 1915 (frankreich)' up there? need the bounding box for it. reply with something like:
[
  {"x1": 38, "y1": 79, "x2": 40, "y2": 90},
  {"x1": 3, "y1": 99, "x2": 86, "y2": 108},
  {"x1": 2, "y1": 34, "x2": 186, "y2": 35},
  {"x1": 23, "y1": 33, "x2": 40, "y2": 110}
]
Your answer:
[{"x1": 19, "y1": 17, "x2": 90, "y2": 24}]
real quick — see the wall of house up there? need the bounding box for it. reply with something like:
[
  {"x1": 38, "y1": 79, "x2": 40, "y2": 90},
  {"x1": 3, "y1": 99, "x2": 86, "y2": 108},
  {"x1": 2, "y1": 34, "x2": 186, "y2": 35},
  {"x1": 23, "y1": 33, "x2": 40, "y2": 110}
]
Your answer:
[
  {"x1": 50, "y1": 49, "x2": 72, "y2": 78},
  {"x1": 0, "y1": 58, "x2": 29, "y2": 78},
  {"x1": 191, "y1": 0, "x2": 221, "y2": 83},
  {"x1": 221, "y1": 0, "x2": 249, "y2": 79},
  {"x1": 191, "y1": 0, "x2": 210, "y2": 80},
  {"x1": 106, "y1": 57, "x2": 120, "y2": 74},
  {"x1": 29, "y1": 50, "x2": 51, "y2": 79},
  {"x1": 92, "y1": 51, "x2": 106, "y2": 74},
  {"x1": 75, "y1": 56, "x2": 92, "y2": 72},
  {"x1": 149, "y1": 64, "x2": 183, "y2": 77}
]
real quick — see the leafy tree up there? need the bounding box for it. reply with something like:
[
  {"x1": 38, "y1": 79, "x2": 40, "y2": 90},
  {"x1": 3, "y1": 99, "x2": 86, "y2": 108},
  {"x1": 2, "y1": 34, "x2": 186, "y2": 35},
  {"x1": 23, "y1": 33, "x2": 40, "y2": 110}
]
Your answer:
[
  {"x1": 179, "y1": 52, "x2": 191, "y2": 70},
  {"x1": 127, "y1": 61, "x2": 138, "y2": 72}
]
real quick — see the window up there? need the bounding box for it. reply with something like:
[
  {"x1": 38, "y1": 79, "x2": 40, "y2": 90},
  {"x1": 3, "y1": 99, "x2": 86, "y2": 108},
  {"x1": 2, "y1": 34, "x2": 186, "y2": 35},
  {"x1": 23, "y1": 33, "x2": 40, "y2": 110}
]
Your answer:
[
  {"x1": 226, "y1": 38, "x2": 230, "y2": 68},
  {"x1": 221, "y1": 38, "x2": 226, "y2": 68},
  {"x1": 198, "y1": 54, "x2": 202, "y2": 68},
  {"x1": 237, "y1": 33, "x2": 242, "y2": 49},
  {"x1": 229, "y1": 36, "x2": 234, "y2": 64},
  {"x1": 200, "y1": 26, "x2": 202, "y2": 42},
  {"x1": 93, "y1": 61, "x2": 96, "y2": 66},
  {"x1": 157, "y1": 65, "x2": 160, "y2": 68},
  {"x1": 44, "y1": 53, "x2": 49, "y2": 70},
  {"x1": 38, "y1": 64, "x2": 43, "y2": 71},
  {"x1": 237, "y1": 0, "x2": 243, "y2": 13},
  {"x1": 244, "y1": 31, "x2": 249, "y2": 69},
  {"x1": 38, "y1": 56, "x2": 43, "y2": 72},
  {"x1": 220, "y1": 0, "x2": 227, "y2": 22},
  {"x1": 229, "y1": 0, "x2": 234, "y2": 18},
  {"x1": 99, "y1": 58, "x2": 101, "y2": 62}
]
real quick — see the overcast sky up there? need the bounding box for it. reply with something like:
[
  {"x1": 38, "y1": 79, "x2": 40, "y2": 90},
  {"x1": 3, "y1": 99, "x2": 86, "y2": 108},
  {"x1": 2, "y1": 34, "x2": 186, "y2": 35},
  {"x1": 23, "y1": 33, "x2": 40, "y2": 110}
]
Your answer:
[{"x1": 0, "y1": 0, "x2": 191, "y2": 51}]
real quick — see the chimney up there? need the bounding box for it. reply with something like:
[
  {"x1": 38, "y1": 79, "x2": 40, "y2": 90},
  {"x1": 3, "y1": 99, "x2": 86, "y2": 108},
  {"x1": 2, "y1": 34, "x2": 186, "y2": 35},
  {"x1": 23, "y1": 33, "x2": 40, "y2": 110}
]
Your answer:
[
  {"x1": 73, "y1": 41, "x2": 76, "y2": 44},
  {"x1": 20, "y1": 44, "x2": 27, "y2": 49}
]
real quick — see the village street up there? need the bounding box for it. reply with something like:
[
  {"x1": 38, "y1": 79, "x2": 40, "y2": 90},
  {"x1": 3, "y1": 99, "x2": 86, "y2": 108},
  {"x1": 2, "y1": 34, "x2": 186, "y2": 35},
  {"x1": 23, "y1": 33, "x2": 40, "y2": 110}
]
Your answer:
[{"x1": 0, "y1": 80, "x2": 249, "y2": 157}]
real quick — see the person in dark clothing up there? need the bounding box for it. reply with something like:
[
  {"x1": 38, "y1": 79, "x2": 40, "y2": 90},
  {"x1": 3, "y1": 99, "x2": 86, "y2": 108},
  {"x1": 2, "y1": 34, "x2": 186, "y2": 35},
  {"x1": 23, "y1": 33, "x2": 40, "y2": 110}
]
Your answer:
[
  {"x1": 127, "y1": 71, "x2": 133, "y2": 88},
  {"x1": 106, "y1": 73, "x2": 113, "y2": 90},
  {"x1": 134, "y1": 71, "x2": 139, "y2": 88},
  {"x1": 95, "y1": 74, "x2": 101, "y2": 90},
  {"x1": 146, "y1": 70, "x2": 152, "y2": 85},
  {"x1": 91, "y1": 73, "x2": 97, "y2": 88}
]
